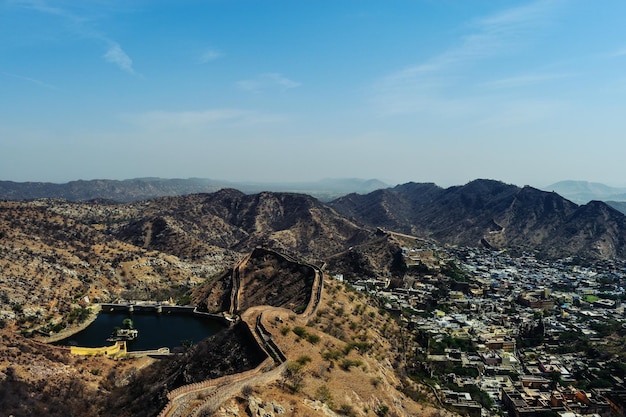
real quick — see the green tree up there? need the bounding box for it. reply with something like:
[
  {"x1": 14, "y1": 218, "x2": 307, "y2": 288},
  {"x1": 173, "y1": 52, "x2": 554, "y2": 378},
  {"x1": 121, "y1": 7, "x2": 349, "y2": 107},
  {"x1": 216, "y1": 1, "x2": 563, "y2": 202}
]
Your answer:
[
  {"x1": 315, "y1": 384, "x2": 334, "y2": 408},
  {"x1": 282, "y1": 362, "x2": 305, "y2": 393}
]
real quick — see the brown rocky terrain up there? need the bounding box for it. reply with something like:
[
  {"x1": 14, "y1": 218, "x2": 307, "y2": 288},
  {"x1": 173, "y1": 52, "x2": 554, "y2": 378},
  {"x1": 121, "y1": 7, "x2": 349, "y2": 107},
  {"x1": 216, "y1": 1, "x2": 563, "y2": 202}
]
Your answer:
[
  {"x1": 0, "y1": 199, "x2": 235, "y2": 335},
  {"x1": 0, "y1": 194, "x2": 415, "y2": 417},
  {"x1": 109, "y1": 190, "x2": 371, "y2": 260},
  {"x1": 203, "y1": 275, "x2": 446, "y2": 417},
  {"x1": 330, "y1": 179, "x2": 626, "y2": 259},
  {"x1": 0, "y1": 191, "x2": 377, "y2": 333},
  {"x1": 325, "y1": 229, "x2": 411, "y2": 281},
  {"x1": 3, "y1": 181, "x2": 626, "y2": 416},
  {"x1": 0, "y1": 236, "x2": 444, "y2": 417},
  {"x1": 2, "y1": 183, "x2": 625, "y2": 346}
]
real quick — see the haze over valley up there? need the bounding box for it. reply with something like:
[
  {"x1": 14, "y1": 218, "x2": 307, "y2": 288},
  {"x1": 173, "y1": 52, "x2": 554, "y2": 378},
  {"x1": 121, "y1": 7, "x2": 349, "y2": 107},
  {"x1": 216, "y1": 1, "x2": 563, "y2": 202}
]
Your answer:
[
  {"x1": 2, "y1": 177, "x2": 626, "y2": 415},
  {"x1": 4, "y1": 0, "x2": 626, "y2": 416}
]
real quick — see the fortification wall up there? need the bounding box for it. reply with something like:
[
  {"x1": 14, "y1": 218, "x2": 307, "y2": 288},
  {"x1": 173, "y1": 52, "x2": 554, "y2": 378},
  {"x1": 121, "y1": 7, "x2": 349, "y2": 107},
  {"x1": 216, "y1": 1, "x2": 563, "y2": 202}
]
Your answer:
[
  {"x1": 189, "y1": 362, "x2": 287, "y2": 417},
  {"x1": 157, "y1": 248, "x2": 324, "y2": 417},
  {"x1": 256, "y1": 315, "x2": 287, "y2": 363},
  {"x1": 301, "y1": 266, "x2": 324, "y2": 319},
  {"x1": 156, "y1": 357, "x2": 275, "y2": 417}
]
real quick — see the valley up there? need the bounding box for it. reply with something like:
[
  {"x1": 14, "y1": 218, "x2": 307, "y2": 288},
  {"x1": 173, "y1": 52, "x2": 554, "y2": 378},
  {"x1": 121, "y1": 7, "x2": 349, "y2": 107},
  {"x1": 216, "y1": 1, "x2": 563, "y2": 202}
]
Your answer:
[{"x1": 2, "y1": 180, "x2": 626, "y2": 416}]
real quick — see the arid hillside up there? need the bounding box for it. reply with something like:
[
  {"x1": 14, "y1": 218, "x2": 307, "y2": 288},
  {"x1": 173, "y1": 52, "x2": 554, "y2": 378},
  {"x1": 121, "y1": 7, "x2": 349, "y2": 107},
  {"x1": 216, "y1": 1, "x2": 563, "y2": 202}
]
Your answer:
[
  {"x1": 330, "y1": 179, "x2": 626, "y2": 259},
  {"x1": 0, "y1": 192, "x2": 377, "y2": 335},
  {"x1": 111, "y1": 190, "x2": 371, "y2": 260},
  {"x1": 4, "y1": 183, "x2": 626, "y2": 416},
  {"x1": 0, "y1": 200, "x2": 237, "y2": 335},
  {"x1": 4, "y1": 182, "x2": 626, "y2": 343},
  {"x1": 0, "y1": 242, "x2": 448, "y2": 417}
]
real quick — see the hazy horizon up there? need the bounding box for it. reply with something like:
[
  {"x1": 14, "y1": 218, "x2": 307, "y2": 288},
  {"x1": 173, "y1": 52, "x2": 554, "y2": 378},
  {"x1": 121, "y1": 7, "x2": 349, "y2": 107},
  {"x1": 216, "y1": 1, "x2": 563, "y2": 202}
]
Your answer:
[
  {"x1": 5, "y1": 175, "x2": 626, "y2": 193},
  {"x1": 3, "y1": 1, "x2": 626, "y2": 188}
]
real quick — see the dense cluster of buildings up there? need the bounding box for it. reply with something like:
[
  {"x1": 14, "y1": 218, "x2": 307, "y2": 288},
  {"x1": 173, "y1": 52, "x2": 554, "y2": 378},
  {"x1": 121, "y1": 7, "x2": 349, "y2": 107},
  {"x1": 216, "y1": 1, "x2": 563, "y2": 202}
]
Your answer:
[{"x1": 339, "y1": 245, "x2": 626, "y2": 417}]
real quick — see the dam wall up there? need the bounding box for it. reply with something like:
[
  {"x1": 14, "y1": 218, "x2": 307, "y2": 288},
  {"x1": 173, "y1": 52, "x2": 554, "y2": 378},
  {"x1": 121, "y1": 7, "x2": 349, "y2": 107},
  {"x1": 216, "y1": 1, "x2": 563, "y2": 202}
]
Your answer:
[
  {"x1": 99, "y1": 303, "x2": 232, "y2": 326},
  {"x1": 70, "y1": 341, "x2": 126, "y2": 356}
]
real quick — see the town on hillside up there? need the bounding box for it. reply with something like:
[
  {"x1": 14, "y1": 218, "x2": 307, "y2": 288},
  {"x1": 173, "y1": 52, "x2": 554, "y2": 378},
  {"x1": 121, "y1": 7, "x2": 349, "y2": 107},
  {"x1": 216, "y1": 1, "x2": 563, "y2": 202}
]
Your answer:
[{"x1": 334, "y1": 241, "x2": 626, "y2": 417}]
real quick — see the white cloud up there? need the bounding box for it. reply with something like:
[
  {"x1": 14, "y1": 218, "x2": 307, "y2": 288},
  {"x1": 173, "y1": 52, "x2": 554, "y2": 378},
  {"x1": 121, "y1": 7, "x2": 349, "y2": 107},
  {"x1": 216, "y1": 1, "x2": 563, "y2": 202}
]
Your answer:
[
  {"x1": 12, "y1": 0, "x2": 79, "y2": 20},
  {"x1": 126, "y1": 108, "x2": 286, "y2": 131},
  {"x1": 103, "y1": 43, "x2": 134, "y2": 74},
  {"x1": 1, "y1": 71, "x2": 59, "y2": 90},
  {"x1": 610, "y1": 48, "x2": 626, "y2": 58},
  {"x1": 236, "y1": 73, "x2": 301, "y2": 93},
  {"x1": 14, "y1": 0, "x2": 137, "y2": 75},
  {"x1": 373, "y1": 0, "x2": 559, "y2": 116},
  {"x1": 199, "y1": 48, "x2": 221, "y2": 63},
  {"x1": 388, "y1": 1, "x2": 555, "y2": 84},
  {"x1": 481, "y1": 72, "x2": 572, "y2": 89}
]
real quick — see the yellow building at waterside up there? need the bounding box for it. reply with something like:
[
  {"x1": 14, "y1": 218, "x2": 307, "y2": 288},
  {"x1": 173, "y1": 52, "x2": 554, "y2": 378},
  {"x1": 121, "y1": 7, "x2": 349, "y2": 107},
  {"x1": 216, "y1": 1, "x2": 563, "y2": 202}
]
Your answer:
[{"x1": 70, "y1": 341, "x2": 127, "y2": 357}]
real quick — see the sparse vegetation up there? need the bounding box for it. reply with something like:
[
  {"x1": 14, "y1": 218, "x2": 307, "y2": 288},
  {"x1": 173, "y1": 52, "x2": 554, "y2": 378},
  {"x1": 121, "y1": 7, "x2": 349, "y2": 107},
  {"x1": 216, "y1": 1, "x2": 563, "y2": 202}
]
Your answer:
[
  {"x1": 0, "y1": 198, "x2": 445, "y2": 417},
  {"x1": 291, "y1": 325, "x2": 321, "y2": 344},
  {"x1": 282, "y1": 361, "x2": 305, "y2": 393},
  {"x1": 339, "y1": 358, "x2": 363, "y2": 371},
  {"x1": 292, "y1": 326, "x2": 307, "y2": 338},
  {"x1": 241, "y1": 384, "x2": 254, "y2": 397},
  {"x1": 338, "y1": 404, "x2": 357, "y2": 417},
  {"x1": 315, "y1": 384, "x2": 334, "y2": 408},
  {"x1": 296, "y1": 355, "x2": 312, "y2": 365},
  {"x1": 375, "y1": 404, "x2": 390, "y2": 417},
  {"x1": 371, "y1": 376, "x2": 383, "y2": 387}
]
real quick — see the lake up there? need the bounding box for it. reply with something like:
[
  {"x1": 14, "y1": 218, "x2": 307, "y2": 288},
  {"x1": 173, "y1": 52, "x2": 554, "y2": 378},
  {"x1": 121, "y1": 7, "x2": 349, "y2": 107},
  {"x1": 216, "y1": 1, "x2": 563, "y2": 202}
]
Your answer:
[{"x1": 56, "y1": 311, "x2": 225, "y2": 351}]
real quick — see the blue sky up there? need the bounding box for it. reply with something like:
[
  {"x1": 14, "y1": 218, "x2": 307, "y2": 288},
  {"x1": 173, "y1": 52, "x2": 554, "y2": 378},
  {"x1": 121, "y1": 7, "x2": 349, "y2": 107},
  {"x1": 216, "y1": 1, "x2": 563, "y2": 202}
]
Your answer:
[{"x1": 2, "y1": 0, "x2": 626, "y2": 188}]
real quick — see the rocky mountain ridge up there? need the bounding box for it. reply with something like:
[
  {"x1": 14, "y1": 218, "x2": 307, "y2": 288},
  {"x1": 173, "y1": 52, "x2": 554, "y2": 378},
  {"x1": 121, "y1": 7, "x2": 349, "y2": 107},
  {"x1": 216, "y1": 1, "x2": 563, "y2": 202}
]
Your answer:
[
  {"x1": 3, "y1": 179, "x2": 626, "y2": 334},
  {"x1": 3, "y1": 179, "x2": 626, "y2": 416},
  {"x1": 0, "y1": 177, "x2": 387, "y2": 203},
  {"x1": 330, "y1": 179, "x2": 626, "y2": 259},
  {"x1": 6, "y1": 176, "x2": 626, "y2": 260}
]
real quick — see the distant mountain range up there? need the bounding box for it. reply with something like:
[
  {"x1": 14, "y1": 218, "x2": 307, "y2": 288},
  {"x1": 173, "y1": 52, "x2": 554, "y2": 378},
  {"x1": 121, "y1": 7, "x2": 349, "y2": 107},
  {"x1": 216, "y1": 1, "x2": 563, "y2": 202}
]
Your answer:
[
  {"x1": 542, "y1": 180, "x2": 626, "y2": 205},
  {"x1": 2, "y1": 178, "x2": 625, "y2": 417},
  {"x1": 0, "y1": 177, "x2": 388, "y2": 203},
  {"x1": 3, "y1": 177, "x2": 626, "y2": 260}
]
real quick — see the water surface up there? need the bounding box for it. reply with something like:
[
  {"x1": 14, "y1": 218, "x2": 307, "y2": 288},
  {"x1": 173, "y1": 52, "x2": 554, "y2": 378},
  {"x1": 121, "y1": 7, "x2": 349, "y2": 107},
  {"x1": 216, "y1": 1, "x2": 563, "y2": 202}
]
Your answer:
[{"x1": 57, "y1": 312, "x2": 224, "y2": 351}]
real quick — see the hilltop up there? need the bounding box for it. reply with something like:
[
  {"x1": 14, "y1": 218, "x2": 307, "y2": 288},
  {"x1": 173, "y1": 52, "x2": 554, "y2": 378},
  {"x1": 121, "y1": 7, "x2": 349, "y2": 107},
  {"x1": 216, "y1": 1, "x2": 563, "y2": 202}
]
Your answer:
[
  {"x1": 3, "y1": 179, "x2": 626, "y2": 415},
  {"x1": 0, "y1": 177, "x2": 387, "y2": 203},
  {"x1": 3, "y1": 180, "x2": 626, "y2": 332},
  {"x1": 330, "y1": 179, "x2": 626, "y2": 259}
]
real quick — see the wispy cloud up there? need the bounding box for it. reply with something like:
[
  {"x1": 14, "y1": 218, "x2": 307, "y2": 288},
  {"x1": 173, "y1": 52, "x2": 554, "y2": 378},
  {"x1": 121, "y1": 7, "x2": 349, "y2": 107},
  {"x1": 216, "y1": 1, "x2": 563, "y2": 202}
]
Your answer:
[
  {"x1": 199, "y1": 48, "x2": 221, "y2": 63},
  {"x1": 11, "y1": 0, "x2": 137, "y2": 75},
  {"x1": 610, "y1": 47, "x2": 626, "y2": 58},
  {"x1": 482, "y1": 72, "x2": 572, "y2": 89},
  {"x1": 134, "y1": 109, "x2": 247, "y2": 127},
  {"x1": 1, "y1": 71, "x2": 59, "y2": 90},
  {"x1": 103, "y1": 43, "x2": 134, "y2": 74},
  {"x1": 473, "y1": 98, "x2": 569, "y2": 130},
  {"x1": 236, "y1": 73, "x2": 301, "y2": 93},
  {"x1": 374, "y1": 0, "x2": 559, "y2": 116},
  {"x1": 11, "y1": 0, "x2": 83, "y2": 21},
  {"x1": 126, "y1": 108, "x2": 286, "y2": 130}
]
